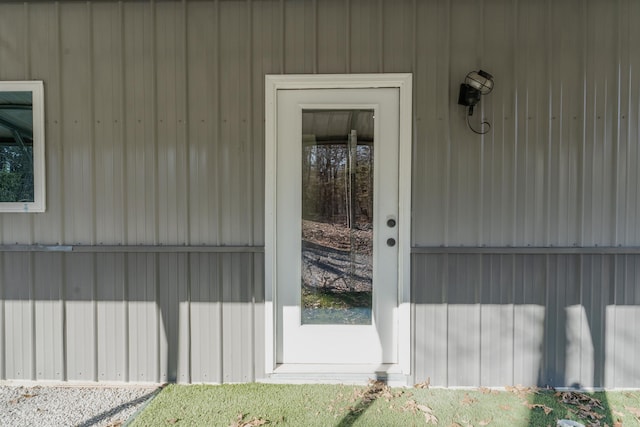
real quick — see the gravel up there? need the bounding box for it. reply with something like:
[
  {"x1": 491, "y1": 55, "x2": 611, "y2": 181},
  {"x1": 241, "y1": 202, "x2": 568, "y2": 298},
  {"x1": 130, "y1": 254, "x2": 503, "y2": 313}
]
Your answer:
[{"x1": 0, "y1": 384, "x2": 159, "y2": 427}]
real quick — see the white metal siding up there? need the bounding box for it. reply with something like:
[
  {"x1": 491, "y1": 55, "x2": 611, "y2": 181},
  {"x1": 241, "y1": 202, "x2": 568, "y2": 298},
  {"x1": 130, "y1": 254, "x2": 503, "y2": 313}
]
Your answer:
[
  {"x1": 0, "y1": 0, "x2": 638, "y2": 387},
  {"x1": 413, "y1": 251, "x2": 640, "y2": 388},
  {"x1": 0, "y1": 1, "x2": 637, "y2": 247},
  {"x1": 1, "y1": 251, "x2": 262, "y2": 383}
]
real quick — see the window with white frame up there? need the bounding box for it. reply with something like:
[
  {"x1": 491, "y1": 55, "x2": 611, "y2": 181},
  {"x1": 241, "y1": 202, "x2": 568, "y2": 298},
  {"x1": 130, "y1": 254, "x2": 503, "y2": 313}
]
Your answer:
[{"x1": 0, "y1": 81, "x2": 45, "y2": 212}]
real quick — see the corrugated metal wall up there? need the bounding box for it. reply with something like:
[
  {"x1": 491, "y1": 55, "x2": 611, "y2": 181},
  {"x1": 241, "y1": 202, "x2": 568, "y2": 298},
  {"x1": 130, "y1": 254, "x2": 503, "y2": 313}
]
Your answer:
[
  {"x1": 0, "y1": 0, "x2": 638, "y2": 387},
  {"x1": 1, "y1": 250, "x2": 263, "y2": 383},
  {"x1": 413, "y1": 251, "x2": 640, "y2": 388}
]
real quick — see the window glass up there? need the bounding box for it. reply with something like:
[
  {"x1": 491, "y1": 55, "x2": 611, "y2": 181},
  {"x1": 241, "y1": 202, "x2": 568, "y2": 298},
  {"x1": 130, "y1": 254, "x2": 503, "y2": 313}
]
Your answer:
[{"x1": 0, "y1": 82, "x2": 45, "y2": 212}]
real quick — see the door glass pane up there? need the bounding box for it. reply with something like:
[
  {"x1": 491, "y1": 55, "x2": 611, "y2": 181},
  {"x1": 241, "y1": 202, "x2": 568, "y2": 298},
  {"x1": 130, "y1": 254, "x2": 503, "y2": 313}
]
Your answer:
[{"x1": 301, "y1": 109, "x2": 374, "y2": 325}]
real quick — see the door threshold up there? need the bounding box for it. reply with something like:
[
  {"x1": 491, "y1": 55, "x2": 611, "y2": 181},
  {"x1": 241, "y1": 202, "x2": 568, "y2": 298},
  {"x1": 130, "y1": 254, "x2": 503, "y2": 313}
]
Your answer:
[{"x1": 261, "y1": 364, "x2": 410, "y2": 387}]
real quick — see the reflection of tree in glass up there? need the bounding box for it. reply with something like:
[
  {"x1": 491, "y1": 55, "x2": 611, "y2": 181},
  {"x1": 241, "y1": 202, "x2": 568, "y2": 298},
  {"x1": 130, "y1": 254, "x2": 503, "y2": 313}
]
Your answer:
[
  {"x1": 302, "y1": 143, "x2": 373, "y2": 228},
  {"x1": 301, "y1": 141, "x2": 374, "y2": 324},
  {"x1": 0, "y1": 144, "x2": 34, "y2": 202},
  {"x1": 0, "y1": 91, "x2": 35, "y2": 203}
]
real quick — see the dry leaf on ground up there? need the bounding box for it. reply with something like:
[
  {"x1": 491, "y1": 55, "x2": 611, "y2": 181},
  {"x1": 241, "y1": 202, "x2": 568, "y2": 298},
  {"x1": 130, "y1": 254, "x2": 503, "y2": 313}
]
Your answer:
[
  {"x1": 414, "y1": 377, "x2": 431, "y2": 389},
  {"x1": 230, "y1": 414, "x2": 269, "y2": 427},
  {"x1": 402, "y1": 399, "x2": 438, "y2": 425},
  {"x1": 556, "y1": 392, "x2": 604, "y2": 409},
  {"x1": 524, "y1": 402, "x2": 553, "y2": 415},
  {"x1": 556, "y1": 391, "x2": 606, "y2": 421},
  {"x1": 625, "y1": 406, "x2": 640, "y2": 418},
  {"x1": 355, "y1": 379, "x2": 401, "y2": 403},
  {"x1": 461, "y1": 393, "x2": 478, "y2": 406},
  {"x1": 506, "y1": 384, "x2": 539, "y2": 398}
]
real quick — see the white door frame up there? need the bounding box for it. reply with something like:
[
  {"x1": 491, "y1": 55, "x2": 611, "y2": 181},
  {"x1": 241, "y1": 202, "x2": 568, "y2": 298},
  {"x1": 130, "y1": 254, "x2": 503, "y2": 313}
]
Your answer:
[{"x1": 264, "y1": 74, "x2": 412, "y2": 376}]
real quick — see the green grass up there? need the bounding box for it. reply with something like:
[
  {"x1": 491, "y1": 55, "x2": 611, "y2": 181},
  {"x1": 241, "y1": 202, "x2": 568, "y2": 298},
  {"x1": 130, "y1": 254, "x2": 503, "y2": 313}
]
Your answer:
[
  {"x1": 302, "y1": 287, "x2": 372, "y2": 310},
  {"x1": 129, "y1": 382, "x2": 640, "y2": 427}
]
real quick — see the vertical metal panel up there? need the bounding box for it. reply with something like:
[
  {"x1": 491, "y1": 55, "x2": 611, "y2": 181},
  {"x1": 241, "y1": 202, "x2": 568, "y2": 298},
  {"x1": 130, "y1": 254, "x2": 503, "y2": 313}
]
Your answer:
[
  {"x1": 156, "y1": 2, "x2": 189, "y2": 245},
  {"x1": 512, "y1": 255, "x2": 546, "y2": 385},
  {"x1": 578, "y1": 255, "x2": 610, "y2": 387},
  {"x1": 482, "y1": 0, "x2": 517, "y2": 247},
  {"x1": 412, "y1": 254, "x2": 448, "y2": 385},
  {"x1": 92, "y1": 2, "x2": 126, "y2": 245},
  {"x1": 349, "y1": 0, "x2": 381, "y2": 73},
  {"x1": 186, "y1": 0, "x2": 220, "y2": 245},
  {"x1": 412, "y1": 0, "x2": 450, "y2": 246},
  {"x1": 0, "y1": 3, "x2": 27, "y2": 79},
  {"x1": 34, "y1": 253, "x2": 64, "y2": 380},
  {"x1": 446, "y1": 255, "x2": 482, "y2": 386},
  {"x1": 479, "y1": 255, "x2": 515, "y2": 386},
  {"x1": 189, "y1": 253, "x2": 223, "y2": 383},
  {"x1": 156, "y1": 253, "x2": 190, "y2": 383},
  {"x1": 123, "y1": 1, "x2": 157, "y2": 244},
  {"x1": 2, "y1": 253, "x2": 34, "y2": 379},
  {"x1": 60, "y1": 3, "x2": 95, "y2": 245},
  {"x1": 30, "y1": 3, "x2": 65, "y2": 245},
  {"x1": 507, "y1": 0, "x2": 549, "y2": 246},
  {"x1": 542, "y1": 255, "x2": 579, "y2": 386},
  {"x1": 445, "y1": 0, "x2": 484, "y2": 245},
  {"x1": 284, "y1": 0, "x2": 316, "y2": 73},
  {"x1": 382, "y1": 0, "x2": 413, "y2": 73},
  {"x1": 96, "y1": 253, "x2": 127, "y2": 382},
  {"x1": 64, "y1": 253, "x2": 96, "y2": 381},
  {"x1": 316, "y1": 0, "x2": 347, "y2": 73},
  {"x1": 126, "y1": 253, "x2": 159, "y2": 382},
  {"x1": 218, "y1": 0, "x2": 253, "y2": 245},
  {"x1": 221, "y1": 253, "x2": 254, "y2": 382},
  {"x1": 544, "y1": 1, "x2": 584, "y2": 247}
]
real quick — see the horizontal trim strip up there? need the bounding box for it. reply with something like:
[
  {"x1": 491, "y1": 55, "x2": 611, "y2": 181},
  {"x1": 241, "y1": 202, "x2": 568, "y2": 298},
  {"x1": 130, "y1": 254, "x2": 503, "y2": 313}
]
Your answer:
[
  {"x1": 411, "y1": 246, "x2": 640, "y2": 255},
  {"x1": 2, "y1": 245, "x2": 639, "y2": 255},
  {"x1": 0, "y1": 245, "x2": 264, "y2": 253}
]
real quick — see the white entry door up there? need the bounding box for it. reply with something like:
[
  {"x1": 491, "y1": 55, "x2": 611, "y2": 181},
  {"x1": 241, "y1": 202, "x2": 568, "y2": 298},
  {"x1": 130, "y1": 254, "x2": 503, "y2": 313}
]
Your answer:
[
  {"x1": 275, "y1": 87, "x2": 400, "y2": 364},
  {"x1": 265, "y1": 74, "x2": 412, "y2": 373}
]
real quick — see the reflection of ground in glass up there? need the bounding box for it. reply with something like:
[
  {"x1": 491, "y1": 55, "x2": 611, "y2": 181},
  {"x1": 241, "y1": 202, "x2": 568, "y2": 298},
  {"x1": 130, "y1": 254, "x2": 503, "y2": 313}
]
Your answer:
[
  {"x1": 301, "y1": 221, "x2": 372, "y2": 325},
  {"x1": 302, "y1": 306, "x2": 371, "y2": 325}
]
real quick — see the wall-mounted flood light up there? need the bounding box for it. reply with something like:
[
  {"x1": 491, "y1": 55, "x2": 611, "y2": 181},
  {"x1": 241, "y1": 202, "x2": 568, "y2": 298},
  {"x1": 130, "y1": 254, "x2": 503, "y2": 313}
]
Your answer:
[{"x1": 458, "y1": 70, "x2": 494, "y2": 134}]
